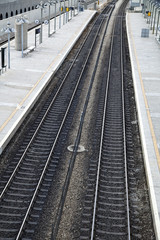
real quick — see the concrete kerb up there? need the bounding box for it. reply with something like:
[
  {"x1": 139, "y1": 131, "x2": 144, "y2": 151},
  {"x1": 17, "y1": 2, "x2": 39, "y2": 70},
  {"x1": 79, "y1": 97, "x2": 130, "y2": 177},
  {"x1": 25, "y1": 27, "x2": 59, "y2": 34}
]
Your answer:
[
  {"x1": 0, "y1": 11, "x2": 96, "y2": 155},
  {"x1": 126, "y1": 12, "x2": 160, "y2": 240}
]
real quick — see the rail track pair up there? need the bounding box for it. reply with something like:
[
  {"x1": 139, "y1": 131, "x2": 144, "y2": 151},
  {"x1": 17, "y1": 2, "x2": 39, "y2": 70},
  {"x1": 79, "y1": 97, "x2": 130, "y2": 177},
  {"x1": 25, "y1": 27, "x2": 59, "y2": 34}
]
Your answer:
[{"x1": 0, "y1": 0, "x2": 153, "y2": 239}]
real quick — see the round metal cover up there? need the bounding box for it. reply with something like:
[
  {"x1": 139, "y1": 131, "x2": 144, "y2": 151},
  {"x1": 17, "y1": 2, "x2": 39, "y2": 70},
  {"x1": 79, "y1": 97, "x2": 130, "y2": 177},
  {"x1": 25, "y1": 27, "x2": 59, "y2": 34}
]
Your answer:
[{"x1": 67, "y1": 144, "x2": 85, "y2": 152}]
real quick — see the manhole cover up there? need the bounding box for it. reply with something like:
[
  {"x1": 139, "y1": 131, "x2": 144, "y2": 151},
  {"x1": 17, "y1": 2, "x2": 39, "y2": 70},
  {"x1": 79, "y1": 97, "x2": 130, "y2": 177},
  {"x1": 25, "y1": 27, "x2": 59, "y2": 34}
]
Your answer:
[
  {"x1": 67, "y1": 144, "x2": 85, "y2": 152},
  {"x1": 131, "y1": 120, "x2": 138, "y2": 125}
]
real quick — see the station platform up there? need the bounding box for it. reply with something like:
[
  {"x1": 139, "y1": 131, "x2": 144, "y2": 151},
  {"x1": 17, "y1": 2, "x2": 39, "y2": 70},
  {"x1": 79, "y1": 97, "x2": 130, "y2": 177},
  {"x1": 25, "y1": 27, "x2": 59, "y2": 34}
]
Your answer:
[
  {"x1": 0, "y1": 9, "x2": 96, "y2": 154},
  {"x1": 0, "y1": 1, "x2": 160, "y2": 239},
  {"x1": 126, "y1": 12, "x2": 160, "y2": 239}
]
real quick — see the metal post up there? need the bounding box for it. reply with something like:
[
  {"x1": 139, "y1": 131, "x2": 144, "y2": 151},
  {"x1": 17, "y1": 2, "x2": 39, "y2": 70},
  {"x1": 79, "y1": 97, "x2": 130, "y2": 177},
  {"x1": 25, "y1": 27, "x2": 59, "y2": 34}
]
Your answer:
[
  {"x1": 150, "y1": 1, "x2": 153, "y2": 26},
  {"x1": 71, "y1": 0, "x2": 72, "y2": 19},
  {"x1": 78, "y1": 0, "x2": 79, "y2": 14},
  {"x1": 146, "y1": 0, "x2": 150, "y2": 16},
  {"x1": 40, "y1": 7, "x2": 43, "y2": 43},
  {"x1": 35, "y1": 30, "x2": 36, "y2": 47},
  {"x1": 48, "y1": 4, "x2": 51, "y2": 37},
  {"x1": 152, "y1": 5, "x2": 158, "y2": 34},
  {"x1": 8, "y1": 32, "x2": 10, "y2": 69},
  {"x1": 59, "y1": 1, "x2": 62, "y2": 28},
  {"x1": 145, "y1": 0, "x2": 148, "y2": 14},
  {"x1": 68, "y1": 0, "x2": 69, "y2": 20},
  {"x1": 68, "y1": 0, "x2": 69, "y2": 21},
  {"x1": 147, "y1": 0, "x2": 151, "y2": 23},
  {"x1": 142, "y1": 0, "x2": 144, "y2": 15},
  {"x1": 151, "y1": 3, "x2": 156, "y2": 29},
  {"x1": 151, "y1": 2, "x2": 156, "y2": 29},
  {"x1": 54, "y1": 2, "x2": 56, "y2": 32},
  {"x1": 1, "y1": 22, "x2": 15, "y2": 68},
  {"x1": 63, "y1": 0, "x2": 65, "y2": 25},
  {"x1": 67, "y1": 0, "x2": 69, "y2": 22},
  {"x1": 144, "y1": 0, "x2": 146, "y2": 16},
  {"x1": 147, "y1": 0, "x2": 151, "y2": 24},
  {"x1": 156, "y1": 10, "x2": 160, "y2": 36},
  {"x1": 149, "y1": 0, "x2": 152, "y2": 12},
  {"x1": 66, "y1": 0, "x2": 68, "y2": 23},
  {"x1": 21, "y1": 23, "x2": 24, "y2": 57},
  {"x1": 146, "y1": 0, "x2": 149, "y2": 12},
  {"x1": 0, "y1": 49, "x2": 1, "y2": 75},
  {"x1": 74, "y1": 0, "x2": 75, "y2": 16}
]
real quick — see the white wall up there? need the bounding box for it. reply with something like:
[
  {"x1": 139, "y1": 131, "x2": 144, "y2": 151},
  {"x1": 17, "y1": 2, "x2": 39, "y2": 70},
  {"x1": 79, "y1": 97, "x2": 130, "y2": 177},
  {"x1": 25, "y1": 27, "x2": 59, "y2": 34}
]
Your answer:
[{"x1": 0, "y1": 1, "x2": 78, "y2": 37}]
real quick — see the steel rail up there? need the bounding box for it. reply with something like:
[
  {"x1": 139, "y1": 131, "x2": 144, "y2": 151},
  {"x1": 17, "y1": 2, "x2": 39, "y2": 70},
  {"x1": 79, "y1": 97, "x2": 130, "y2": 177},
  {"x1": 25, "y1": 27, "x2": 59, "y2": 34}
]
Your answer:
[
  {"x1": 90, "y1": 14, "x2": 115, "y2": 240},
  {"x1": 90, "y1": 4, "x2": 131, "y2": 240},
  {"x1": 0, "y1": 5, "x2": 105, "y2": 202},
  {"x1": 16, "y1": 6, "x2": 115, "y2": 239},
  {"x1": 120, "y1": 10, "x2": 131, "y2": 240},
  {"x1": 51, "y1": 4, "x2": 115, "y2": 239},
  {"x1": 0, "y1": 5, "x2": 113, "y2": 240}
]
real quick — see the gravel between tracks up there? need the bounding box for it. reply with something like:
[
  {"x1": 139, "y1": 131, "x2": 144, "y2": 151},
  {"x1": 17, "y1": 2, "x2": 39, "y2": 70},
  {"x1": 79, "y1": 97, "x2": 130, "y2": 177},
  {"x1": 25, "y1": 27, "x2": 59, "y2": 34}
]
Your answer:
[{"x1": 0, "y1": 2, "x2": 155, "y2": 239}]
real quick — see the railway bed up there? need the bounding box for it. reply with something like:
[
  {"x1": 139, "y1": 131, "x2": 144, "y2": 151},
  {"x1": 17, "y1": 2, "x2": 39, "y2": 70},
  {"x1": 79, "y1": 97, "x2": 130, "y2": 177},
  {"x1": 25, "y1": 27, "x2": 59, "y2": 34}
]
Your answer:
[{"x1": 0, "y1": 0, "x2": 156, "y2": 239}]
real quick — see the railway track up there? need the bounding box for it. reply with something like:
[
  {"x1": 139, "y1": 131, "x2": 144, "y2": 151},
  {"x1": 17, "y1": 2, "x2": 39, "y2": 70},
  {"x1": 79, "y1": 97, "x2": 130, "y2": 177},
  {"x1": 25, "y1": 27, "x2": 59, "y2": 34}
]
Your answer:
[
  {"x1": 0, "y1": 0, "x2": 156, "y2": 239},
  {"x1": 52, "y1": 0, "x2": 155, "y2": 238},
  {"x1": 79, "y1": 0, "x2": 132, "y2": 239},
  {"x1": 0, "y1": 3, "x2": 115, "y2": 240}
]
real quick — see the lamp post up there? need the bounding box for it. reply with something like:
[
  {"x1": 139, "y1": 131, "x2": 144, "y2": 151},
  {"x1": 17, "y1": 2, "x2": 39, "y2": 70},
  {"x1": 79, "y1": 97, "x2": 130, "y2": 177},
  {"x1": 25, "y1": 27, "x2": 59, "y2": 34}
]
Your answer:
[
  {"x1": 47, "y1": 0, "x2": 55, "y2": 37},
  {"x1": 150, "y1": 1, "x2": 156, "y2": 28},
  {"x1": 70, "y1": 0, "x2": 73, "y2": 19},
  {"x1": 152, "y1": 3, "x2": 159, "y2": 33},
  {"x1": 16, "y1": 15, "x2": 29, "y2": 58},
  {"x1": 148, "y1": 0, "x2": 152, "y2": 12},
  {"x1": 74, "y1": 0, "x2": 76, "y2": 16},
  {"x1": 1, "y1": 22, "x2": 15, "y2": 69},
  {"x1": 156, "y1": 7, "x2": 160, "y2": 36},
  {"x1": 59, "y1": 0, "x2": 62, "y2": 28},
  {"x1": 36, "y1": 1, "x2": 48, "y2": 43},
  {"x1": 78, "y1": 0, "x2": 80, "y2": 14},
  {"x1": 66, "y1": 0, "x2": 69, "y2": 23},
  {"x1": 143, "y1": 0, "x2": 147, "y2": 16},
  {"x1": 54, "y1": 0, "x2": 57, "y2": 32},
  {"x1": 63, "y1": 0, "x2": 66, "y2": 25},
  {"x1": 146, "y1": 0, "x2": 152, "y2": 23}
]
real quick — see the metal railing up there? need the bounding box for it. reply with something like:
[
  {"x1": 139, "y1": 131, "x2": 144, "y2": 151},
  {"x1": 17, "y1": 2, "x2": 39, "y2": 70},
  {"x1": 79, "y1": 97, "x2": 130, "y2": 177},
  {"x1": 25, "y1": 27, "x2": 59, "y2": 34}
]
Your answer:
[{"x1": 142, "y1": 0, "x2": 160, "y2": 41}]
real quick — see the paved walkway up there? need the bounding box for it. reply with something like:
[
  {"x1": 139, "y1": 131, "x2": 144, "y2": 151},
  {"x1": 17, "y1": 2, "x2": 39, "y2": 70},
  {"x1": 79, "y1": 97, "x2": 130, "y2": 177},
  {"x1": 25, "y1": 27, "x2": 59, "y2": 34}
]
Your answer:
[
  {"x1": 0, "y1": 9, "x2": 96, "y2": 154},
  {"x1": 126, "y1": 12, "x2": 160, "y2": 239},
  {"x1": 0, "y1": 0, "x2": 108, "y2": 154},
  {"x1": 0, "y1": 2, "x2": 160, "y2": 239}
]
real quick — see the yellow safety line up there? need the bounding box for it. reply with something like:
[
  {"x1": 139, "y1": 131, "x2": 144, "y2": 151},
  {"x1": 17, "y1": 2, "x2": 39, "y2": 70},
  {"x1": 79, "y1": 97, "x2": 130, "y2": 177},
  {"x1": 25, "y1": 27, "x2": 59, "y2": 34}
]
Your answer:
[
  {"x1": 0, "y1": 68, "x2": 49, "y2": 132},
  {"x1": 0, "y1": 23, "x2": 85, "y2": 133},
  {"x1": 129, "y1": 15, "x2": 160, "y2": 169}
]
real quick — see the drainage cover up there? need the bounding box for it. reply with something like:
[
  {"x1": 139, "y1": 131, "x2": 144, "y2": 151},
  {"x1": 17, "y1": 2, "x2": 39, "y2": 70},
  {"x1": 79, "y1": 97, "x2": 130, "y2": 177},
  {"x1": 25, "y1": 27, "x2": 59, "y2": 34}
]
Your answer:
[{"x1": 67, "y1": 144, "x2": 85, "y2": 152}]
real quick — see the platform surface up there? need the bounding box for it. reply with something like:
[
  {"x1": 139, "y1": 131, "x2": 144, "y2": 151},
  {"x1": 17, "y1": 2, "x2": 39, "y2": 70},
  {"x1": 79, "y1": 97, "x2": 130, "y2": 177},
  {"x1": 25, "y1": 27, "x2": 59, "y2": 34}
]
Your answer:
[
  {"x1": 126, "y1": 12, "x2": 160, "y2": 239},
  {"x1": 0, "y1": 2, "x2": 160, "y2": 239},
  {"x1": 0, "y1": 9, "x2": 96, "y2": 154}
]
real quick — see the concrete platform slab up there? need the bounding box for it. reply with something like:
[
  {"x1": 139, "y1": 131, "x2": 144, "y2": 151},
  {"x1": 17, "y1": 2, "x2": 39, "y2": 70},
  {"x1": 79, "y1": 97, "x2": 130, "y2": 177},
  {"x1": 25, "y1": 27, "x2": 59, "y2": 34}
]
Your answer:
[
  {"x1": 0, "y1": 9, "x2": 96, "y2": 154},
  {"x1": 126, "y1": 12, "x2": 160, "y2": 240},
  {"x1": 0, "y1": 3, "x2": 159, "y2": 238}
]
